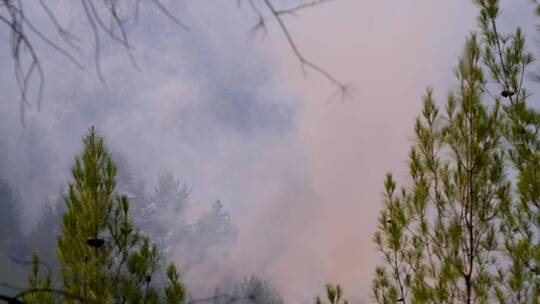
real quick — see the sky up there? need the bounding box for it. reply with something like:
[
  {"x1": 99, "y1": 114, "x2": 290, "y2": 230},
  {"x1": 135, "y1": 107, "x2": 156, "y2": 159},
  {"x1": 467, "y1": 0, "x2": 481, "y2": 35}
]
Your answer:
[{"x1": 0, "y1": 0, "x2": 537, "y2": 302}]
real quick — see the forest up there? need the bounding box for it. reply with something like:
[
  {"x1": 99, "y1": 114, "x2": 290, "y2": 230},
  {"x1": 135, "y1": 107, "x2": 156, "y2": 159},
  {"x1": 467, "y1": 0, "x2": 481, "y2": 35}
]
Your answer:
[{"x1": 0, "y1": 0, "x2": 539, "y2": 303}]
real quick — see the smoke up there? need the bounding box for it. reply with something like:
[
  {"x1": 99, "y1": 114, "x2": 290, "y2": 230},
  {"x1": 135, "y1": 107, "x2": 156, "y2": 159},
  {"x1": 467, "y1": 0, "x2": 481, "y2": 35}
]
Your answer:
[{"x1": 0, "y1": 0, "x2": 535, "y2": 302}]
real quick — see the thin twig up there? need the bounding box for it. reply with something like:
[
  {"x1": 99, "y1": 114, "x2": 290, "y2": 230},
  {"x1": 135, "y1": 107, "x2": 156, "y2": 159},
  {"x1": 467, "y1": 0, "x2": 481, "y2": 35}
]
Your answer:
[
  {"x1": 81, "y1": 0, "x2": 106, "y2": 83},
  {"x1": 276, "y1": 0, "x2": 338, "y2": 16},
  {"x1": 261, "y1": 0, "x2": 349, "y2": 95},
  {"x1": 38, "y1": 0, "x2": 81, "y2": 52},
  {"x1": 150, "y1": 0, "x2": 189, "y2": 31}
]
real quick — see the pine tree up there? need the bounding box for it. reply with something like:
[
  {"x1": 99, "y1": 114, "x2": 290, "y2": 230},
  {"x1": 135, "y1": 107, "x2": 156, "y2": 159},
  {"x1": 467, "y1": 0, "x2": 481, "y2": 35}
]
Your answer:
[
  {"x1": 372, "y1": 35, "x2": 507, "y2": 303},
  {"x1": 192, "y1": 200, "x2": 235, "y2": 248},
  {"x1": 0, "y1": 177, "x2": 20, "y2": 251},
  {"x1": 23, "y1": 252, "x2": 54, "y2": 304},
  {"x1": 372, "y1": 1, "x2": 540, "y2": 302},
  {"x1": 23, "y1": 127, "x2": 186, "y2": 303},
  {"x1": 183, "y1": 200, "x2": 235, "y2": 267},
  {"x1": 114, "y1": 151, "x2": 147, "y2": 227},
  {"x1": 0, "y1": 177, "x2": 29, "y2": 296},
  {"x1": 214, "y1": 275, "x2": 284, "y2": 304},
  {"x1": 315, "y1": 284, "x2": 349, "y2": 304},
  {"x1": 475, "y1": 0, "x2": 540, "y2": 301},
  {"x1": 152, "y1": 170, "x2": 189, "y2": 217},
  {"x1": 144, "y1": 170, "x2": 190, "y2": 251}
]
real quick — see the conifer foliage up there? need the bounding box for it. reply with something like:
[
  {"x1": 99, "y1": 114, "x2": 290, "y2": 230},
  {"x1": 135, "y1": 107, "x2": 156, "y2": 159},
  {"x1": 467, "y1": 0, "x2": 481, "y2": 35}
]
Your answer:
[
  {"x1": 25, "y1": 127, "x2": 186, "y2": 303},
  {"x1": 372, "y1": 1, "x2": 540, "y2": 303},
  {"x1": 315, "y1": 284, "x2": 349, "y2": 304},
  {"x1": 372, "y1": 35, "x2": 505, "y2": 304},
  {"x1": 477, "y1": 0, "x2": 539, "y2": 301}
]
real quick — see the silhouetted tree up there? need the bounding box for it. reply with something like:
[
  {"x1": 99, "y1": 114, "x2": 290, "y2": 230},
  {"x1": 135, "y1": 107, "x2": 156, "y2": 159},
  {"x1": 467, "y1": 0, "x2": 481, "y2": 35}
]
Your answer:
[
  {"x1": 192, "y1": 200, "x2": 235, "y2": 250},
  {"x1": 0, "y1": 178, "x2": 20, "y2": 251},
  {"x1": 214, "y1": 275, "x2": 284, "y2": 304},
  {"x1": 143, "y1": 170, "x2": 190, "y2": 252}
]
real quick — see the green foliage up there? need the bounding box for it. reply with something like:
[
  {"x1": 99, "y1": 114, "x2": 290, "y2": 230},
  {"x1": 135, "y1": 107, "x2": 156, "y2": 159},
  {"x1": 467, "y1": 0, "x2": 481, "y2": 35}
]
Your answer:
[
  {"x1": 372, "y1": 1, "x2": 540, "y2": 303},
  {"x1": 57, "y1": 126, "x2": 119, "y2": 302},
  {"x1": 24, "y1": 127, "x2": 186, "y2": 304},
  {"x1": 164, "y1": 264, "x2": 186, "y2": 304},
  {"x1": 315, "y1": 284, "x2": 348, "y2": 304},
  {"x1": 23, "y1": 252, "x2": 54, "y2": 304},
  {"x1": 476, "y1": 0, "x2": 540, "y2": 302},
  {"x1": 373, "y1": 35, "x2": 505, "y2": 304}
]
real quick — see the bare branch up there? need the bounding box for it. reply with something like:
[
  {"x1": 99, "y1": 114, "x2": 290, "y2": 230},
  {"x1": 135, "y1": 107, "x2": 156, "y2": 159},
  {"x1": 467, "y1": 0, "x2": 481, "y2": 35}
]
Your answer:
[
  {"x1": 9, "y1": 256, "x2": 52, "y2": 278},
  {"x1": 150, "y1": 0, "x2": 189, "y2": 31},
  {"x1": 276, "y1": 0, "x2": 338, "y2": 16},
  {"x1": 87, "y1": 0, "x2": 131, "y2": 47},
  {"x1": 81, "y1": 0, "x2": 106, "y2": 83},
  {"x1": 0, "y1": 6, "x2": 44, "y2": 125},
  {"x1": 261, "y1": 0, "x2": 349, "y2": 95},
  {"x1": 19, "y1": 10, "x2": 84, "y2": 69},
  {"x1": 0, "y1": 0, "x2": 348, "y2": 126},
  {"x1": 245, "y1": 0, "x2": 267, "y2": 39},
  {"x1": 38, "y1": 0, "x2": 81, "y2": 52},
  {"x1": 100, "y1": 0, "x2": 140, "y2": 71}
]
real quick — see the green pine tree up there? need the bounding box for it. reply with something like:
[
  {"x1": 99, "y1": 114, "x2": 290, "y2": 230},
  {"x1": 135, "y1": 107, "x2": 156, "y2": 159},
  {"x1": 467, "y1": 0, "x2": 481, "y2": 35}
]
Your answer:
[
  {"x1": 315, "y1": 284, "x2": 348, "y2": 304},
  {"x1": 24, "y1": 127, "x2": 186, "y2": 303},
  {"x1": 372, "y1": 34, "x2": 507, "y2": 304},
  {"x1": 372, "y1": 1, "x2": 540, "y2": 303},
  {"x1": 23, "y1": 252, "x2": 54, "y2": 304},
  {"x1": 475, "y1": 0, "x2": 540, "y2": 302}
]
